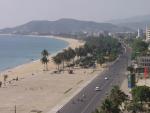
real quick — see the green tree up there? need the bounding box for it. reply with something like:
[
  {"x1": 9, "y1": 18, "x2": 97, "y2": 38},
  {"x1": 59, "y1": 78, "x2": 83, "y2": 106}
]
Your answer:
[
  {"x1": 84, "y1": 43, "x2": 93, "y2": 54},
  {"x1": 96, "y1": 55, "x2": 105, "y2": 66},
  {"x1": 132, "y1": 86, "x2": 150, "y2": 105},
  {"x1": 126, "y1": 100, "x2": 143, "y2": 113},
  {"x1": 77, "y1": 47, "x2": 87, "y2": 58},
  {"x1": 84, "y1": 36, "x2": 121, "y2": 62},
  {"x1": 97, "y1": 86, "x2": 128, "y2": 113},
  {"x1": 131, "y1": 39, "x2": 148, "y2": 59},
  {"x1": 100, "y1": 98, "x2": 120, "y2": 113},
  {"x1": 110, "y1": 86, "x2": 128, "y2": 106},
  {"x1": 108, "y1": 53, "x2": 117, "y2": 62}
]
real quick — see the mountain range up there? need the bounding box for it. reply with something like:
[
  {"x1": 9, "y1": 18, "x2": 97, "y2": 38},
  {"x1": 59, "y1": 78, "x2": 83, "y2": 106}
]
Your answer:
[
  {"x1": 0, "y1": 19, "x2": 131, "y2": 35},
  {"x1": 1, "y1": 14, "x2": 150, "y2": 35},
  {"x1": 108, "y1": 14, "x2": 150, "y2": 30}
]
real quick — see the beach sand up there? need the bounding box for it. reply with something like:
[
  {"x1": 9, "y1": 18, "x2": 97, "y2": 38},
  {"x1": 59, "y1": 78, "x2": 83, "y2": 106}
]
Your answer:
[{"x1": 0, "y1": 36, "x2": 104, "y2": 113}]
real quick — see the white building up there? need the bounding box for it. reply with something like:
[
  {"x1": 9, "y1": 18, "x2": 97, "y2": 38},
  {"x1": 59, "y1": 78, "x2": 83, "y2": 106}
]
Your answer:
[
  {"x1": 146, "y1": 26, "x2": 150, "y2": 42},
  {"x1": 136, "y1": 28, "x2": 143, "y2": 39}
]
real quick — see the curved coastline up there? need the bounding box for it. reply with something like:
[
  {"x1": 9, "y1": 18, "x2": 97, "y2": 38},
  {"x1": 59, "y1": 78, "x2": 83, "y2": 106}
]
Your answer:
[
  {"x1": 0, "y1": 35, "x2": 71, "y2": 73},
  {"x1": 0, "y1": 35, "x2": 84, "y2": 75}
]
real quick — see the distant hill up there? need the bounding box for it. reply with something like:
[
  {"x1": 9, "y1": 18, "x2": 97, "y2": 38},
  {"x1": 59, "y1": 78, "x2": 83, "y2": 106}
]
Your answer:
[
  {"x1": 0, "y1": 18, "x2": 131, "y2": 35},
  {"x1": 108, "y1": 15, "x2": 150, "y2": 30}
]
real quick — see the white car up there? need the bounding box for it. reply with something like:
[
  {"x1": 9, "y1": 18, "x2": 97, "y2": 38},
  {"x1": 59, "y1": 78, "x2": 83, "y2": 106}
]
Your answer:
[
  {"x1": 104, "y1": 77, "x2": 108, "y2": 80},
  {"x1": 95, "y1": 86, "x2": 101, "y2": 91}
]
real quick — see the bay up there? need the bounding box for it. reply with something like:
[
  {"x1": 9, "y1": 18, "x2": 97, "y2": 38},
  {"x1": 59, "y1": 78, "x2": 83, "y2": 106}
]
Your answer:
[{"x1": 0, "y1": 35, "x2": 68, "y2": 71}]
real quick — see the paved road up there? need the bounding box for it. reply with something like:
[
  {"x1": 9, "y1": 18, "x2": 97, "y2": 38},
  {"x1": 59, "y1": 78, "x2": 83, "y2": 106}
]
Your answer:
[{"x1": 57, "y1": 46, "x2": 130, "y2": 113}]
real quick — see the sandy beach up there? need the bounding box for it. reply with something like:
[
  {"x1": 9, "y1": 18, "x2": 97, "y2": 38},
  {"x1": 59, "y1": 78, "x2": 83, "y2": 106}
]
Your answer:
[{"x1": 0, "y1": 36, "x2": 104, "y2": 113}]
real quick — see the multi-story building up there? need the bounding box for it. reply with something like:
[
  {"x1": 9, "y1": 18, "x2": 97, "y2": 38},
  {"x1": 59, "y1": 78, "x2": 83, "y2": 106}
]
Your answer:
[
  {"x1": 137, "y1": 56, "x2": 150, "y2": 69},
  {"x1": 146, "y1": 26, "x2": 150, "y2": 42},
  {"x1": 136, "y1": 55, "x2": 150, "y2": 74}
]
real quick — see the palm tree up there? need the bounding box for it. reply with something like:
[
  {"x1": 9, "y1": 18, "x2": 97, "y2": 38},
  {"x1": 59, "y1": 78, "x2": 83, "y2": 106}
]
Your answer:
[
  {"x1": 57, "y1": 52, "x2": 65, "y2": 70},
  {"x1": 63, "y1": 49, "x2": 72, "y2": 69},
  {"x1": 3, "y1": 74, "x2": 8, "y2": 86},
  {"x1": 52, "y1": 55, "x2": 62, "y2": 71},
  {"x1": 75, "y1": 47, "x2": 80, "y2": 58},
  {"x1": 41, "y1": 49, "x2": 49, "y2": 71},
  {"x1": 41, "y1": 56, "x2": 49, "y2": 71},
  {"x1": 75, "y1": 46, "x2": 87, "y2": 58},
  {"x1": 68, "y1": 47, "x2": 76, "y2": 64},
  {"x1": 41, "y1": 49, "x2": 49, "y2": 57}
]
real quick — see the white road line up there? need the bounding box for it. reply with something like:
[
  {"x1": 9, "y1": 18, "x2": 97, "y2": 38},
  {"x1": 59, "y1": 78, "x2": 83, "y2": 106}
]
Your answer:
[{"x1": 81, "y1": 92, "x2": 99, "y2": 113}]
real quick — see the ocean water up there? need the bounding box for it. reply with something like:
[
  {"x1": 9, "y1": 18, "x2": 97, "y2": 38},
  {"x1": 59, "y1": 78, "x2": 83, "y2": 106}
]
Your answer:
[{"x1": 0, "y1": 35, "x2": 68, "y2": 71}]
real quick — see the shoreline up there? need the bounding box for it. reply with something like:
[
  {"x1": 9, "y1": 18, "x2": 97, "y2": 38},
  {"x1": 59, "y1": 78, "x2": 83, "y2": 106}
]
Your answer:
[
  {"x1": 0, "y1": 35, "x2": 66, "y2": 73},
  {"x1": 0, "y1": 35, "x2": 84, "y2": 75}
]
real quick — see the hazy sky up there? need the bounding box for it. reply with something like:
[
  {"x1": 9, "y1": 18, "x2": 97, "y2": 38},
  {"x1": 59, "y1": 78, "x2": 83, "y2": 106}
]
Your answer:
[{"x1": 0, "y1": 0, "x2": 150, "y2": 28}]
